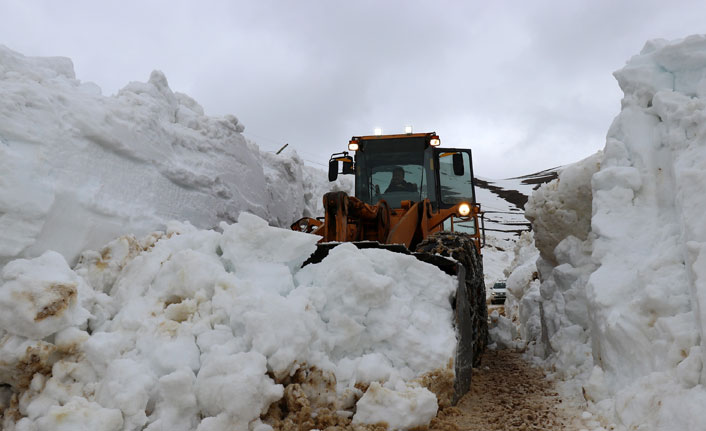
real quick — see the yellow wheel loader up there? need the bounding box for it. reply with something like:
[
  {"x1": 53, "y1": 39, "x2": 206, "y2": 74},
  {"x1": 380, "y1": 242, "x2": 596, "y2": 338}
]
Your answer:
[{"x1": 291, "y1": 131, "x2": 487, "y2": 403}]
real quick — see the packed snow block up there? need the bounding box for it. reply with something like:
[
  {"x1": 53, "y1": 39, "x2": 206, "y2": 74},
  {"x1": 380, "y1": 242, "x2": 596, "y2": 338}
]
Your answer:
[
  {"x1": 0, "y1": 44, "x2": 75, "y2": 80},
  {"x1": 500, "y1": 233, "x2": 541, "y2": 347},
  {"x1": 219, "y1": 212, "x2": 319, "y2": 276},
  {"x1": 488, "y1": 310, "x2": 520, "y2": 350},
  {"x1": 261, "y1": 150, "x2": 353, "y2": 227},
  {"x1": 614, "y1": 35, "x2": 706, "y2": 105},
  {"x1": 525, "y1": 151, "x2": 602, "y2": 267}
]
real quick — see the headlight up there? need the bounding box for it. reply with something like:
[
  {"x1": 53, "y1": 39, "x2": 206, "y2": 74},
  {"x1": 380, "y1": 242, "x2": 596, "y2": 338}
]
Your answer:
[
  {"x1": 458, "y1": 203, "x2": 471, "y2": 216},
  {"x1": 348, "y1": 140, "x2": 359, "y2": 151},
  {"x1": 429, "y1": 137, "x2": 440, "y2": 147}
]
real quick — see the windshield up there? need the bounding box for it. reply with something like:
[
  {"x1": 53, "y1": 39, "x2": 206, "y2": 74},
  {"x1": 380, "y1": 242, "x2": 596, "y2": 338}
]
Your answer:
[{"x1": 354, "y1": 138, "x2": 429, "y2": 208}]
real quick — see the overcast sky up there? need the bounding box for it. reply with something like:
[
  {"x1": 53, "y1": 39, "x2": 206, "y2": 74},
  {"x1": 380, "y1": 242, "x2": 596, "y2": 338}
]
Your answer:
[{"x1": 1, "y1": 1, "x2": 704, "y2": 178}]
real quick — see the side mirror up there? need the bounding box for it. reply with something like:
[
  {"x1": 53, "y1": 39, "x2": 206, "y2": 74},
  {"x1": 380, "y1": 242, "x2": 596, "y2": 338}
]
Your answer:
[
  {"x1": 452, "y1": 153, "x2": 464, "y2": 176},
  {"x1": 342, "y1": 160, "x2": 354, "y2": 175},
  {"x1": 329, "y1": 159, "x2": 339, "y2": 181}
]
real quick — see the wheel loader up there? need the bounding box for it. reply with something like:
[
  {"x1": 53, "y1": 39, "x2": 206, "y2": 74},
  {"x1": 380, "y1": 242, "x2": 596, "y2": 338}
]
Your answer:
[{"x1": 291, "y1": 131, "x2": 488, "y2": 403}]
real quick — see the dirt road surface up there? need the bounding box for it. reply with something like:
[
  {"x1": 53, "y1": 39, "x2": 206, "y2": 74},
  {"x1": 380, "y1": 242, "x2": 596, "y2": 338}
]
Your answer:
[{"x1": 429, "y1": 349, "x2": 595, "y2": 431}]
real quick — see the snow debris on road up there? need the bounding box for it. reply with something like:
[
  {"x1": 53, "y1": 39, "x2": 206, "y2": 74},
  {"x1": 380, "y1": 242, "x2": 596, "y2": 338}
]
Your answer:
[
  {"x1": 0, "y1": 212, "x2": 457, "y2": 430},
  {"x1": 506, "y1": 35, "x2": 706, "y2": 431},
  {"x1": 0, "y1": 44, "x2": 351, "y2": 269}
]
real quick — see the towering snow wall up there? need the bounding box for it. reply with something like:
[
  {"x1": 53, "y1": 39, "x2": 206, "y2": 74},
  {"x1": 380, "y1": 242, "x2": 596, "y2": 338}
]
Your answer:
[
  {"x1": 519, "y1": 35, "x2": 706, "y2": 430},
  {"x1": 0, "y1": 45, "x2": 350, "y2": 269}
]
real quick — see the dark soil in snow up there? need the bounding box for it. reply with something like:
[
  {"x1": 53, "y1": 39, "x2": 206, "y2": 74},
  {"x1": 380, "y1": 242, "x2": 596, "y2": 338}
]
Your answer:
[
  {"x1": 475, "y1": 169, "x2": 558, "y2": 210},
  {"x1": 475, "y1": 178, "x2": 531, "y2": 210}
]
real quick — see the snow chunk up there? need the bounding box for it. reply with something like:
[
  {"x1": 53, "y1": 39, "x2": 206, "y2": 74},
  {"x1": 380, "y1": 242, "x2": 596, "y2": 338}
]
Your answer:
[
  {"x1": 196, "y1": 352, "x2": 283, "y2": 428},
  {"x1": 219, "y1": 211, "x2": 319, "y2": 277},
  {"x1": 0, "y1": 251, "x2": 90, "y2": 339},
  {"x1": 352, "y1": 382, "x2": 438, "y2": 430},
  {"x1": 34, "y1": 397, "x2": 123, "y2": 431}
]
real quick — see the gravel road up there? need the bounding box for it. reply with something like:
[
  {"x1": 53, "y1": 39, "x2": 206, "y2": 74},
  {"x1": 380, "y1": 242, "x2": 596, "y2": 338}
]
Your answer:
[{"x1": 429, "y1": 349, "x2": 593, "y2": 431}]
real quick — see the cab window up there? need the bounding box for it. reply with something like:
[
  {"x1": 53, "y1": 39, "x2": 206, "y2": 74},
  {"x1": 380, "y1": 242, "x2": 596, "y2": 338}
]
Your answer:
[
  {"x1": 438, "y1": 151, "x2": 475, "y2": 205},
  {"x1": 369, "y1": 164, "x2": 425, "y2": 208}
]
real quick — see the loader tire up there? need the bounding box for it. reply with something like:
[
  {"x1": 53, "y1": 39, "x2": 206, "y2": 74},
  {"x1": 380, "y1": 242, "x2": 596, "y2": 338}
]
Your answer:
[{"x1": 415, "y1": 232, "x2": 488, "y2": 367}]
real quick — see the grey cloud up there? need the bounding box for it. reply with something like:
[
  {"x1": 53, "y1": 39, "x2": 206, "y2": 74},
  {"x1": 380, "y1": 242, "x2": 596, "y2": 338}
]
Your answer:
[{"x1": 1, "y1": 0, "x2": 705, "y2": 178}]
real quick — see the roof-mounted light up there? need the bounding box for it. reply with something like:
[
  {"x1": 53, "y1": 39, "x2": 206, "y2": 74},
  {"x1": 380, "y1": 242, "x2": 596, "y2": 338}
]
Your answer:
[
  {"x1": 348, "y1": 139, "x2": 359, "y2": 151},
  {"x1": 374, "y1": 127, "x2": 383, "y2": 136},
  {"x1": 429, "y1": 136, "x2": 441, "y2": 147},
  {"x1": 405, "y1": 125, "x2": 413, "y2": 134}
]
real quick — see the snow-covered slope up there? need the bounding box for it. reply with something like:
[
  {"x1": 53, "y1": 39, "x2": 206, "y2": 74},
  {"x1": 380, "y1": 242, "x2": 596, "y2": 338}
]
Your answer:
[
  {"x1": 475, "y1": 171, "x2": 557, "y2": 287},
  {"x1": 508, "y1": 35, "x2": 706, "y2": 431},
  {"x1": 0, "y1": 45, "x2": 351, "y2": 269}
]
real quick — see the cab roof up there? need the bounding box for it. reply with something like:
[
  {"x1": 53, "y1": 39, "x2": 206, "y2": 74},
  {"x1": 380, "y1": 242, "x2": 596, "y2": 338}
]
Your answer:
[{"x1": 351, "y1": 132, "x2": 438, "y2": 141}]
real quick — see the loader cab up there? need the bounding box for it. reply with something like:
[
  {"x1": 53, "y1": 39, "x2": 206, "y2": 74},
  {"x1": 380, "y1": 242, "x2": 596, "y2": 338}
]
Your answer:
[
  {"x1": 330, "y1": 132, "x2": 477, "y2": 212},
  {"x1": 315, "y1": 131, "x2": 485, "y2": 251}
]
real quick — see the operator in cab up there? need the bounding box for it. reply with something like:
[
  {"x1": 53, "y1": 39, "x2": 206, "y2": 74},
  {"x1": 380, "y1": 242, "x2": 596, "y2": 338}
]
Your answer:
[{"x1": 385, "y1": 167, "x2": 417, "y2": 193}]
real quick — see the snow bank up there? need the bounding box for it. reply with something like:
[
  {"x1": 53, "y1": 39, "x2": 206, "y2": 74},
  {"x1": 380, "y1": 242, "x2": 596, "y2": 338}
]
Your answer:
[
  {"x1": 0, "y1": 213, "x2": 456, "y2": 430},
  {"x1": 0, "y1": 45, "x2": 351, "y2": 269},
  {"x1": 513, "y1": 35, "x2": 706, "y2": 431}
]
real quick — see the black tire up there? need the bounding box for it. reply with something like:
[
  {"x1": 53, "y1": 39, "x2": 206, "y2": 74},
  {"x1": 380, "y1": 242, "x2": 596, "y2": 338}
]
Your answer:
[{"x1": 415, "y1": 232, "x2": 488, "y2": 367}]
